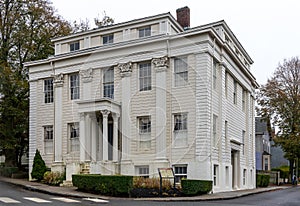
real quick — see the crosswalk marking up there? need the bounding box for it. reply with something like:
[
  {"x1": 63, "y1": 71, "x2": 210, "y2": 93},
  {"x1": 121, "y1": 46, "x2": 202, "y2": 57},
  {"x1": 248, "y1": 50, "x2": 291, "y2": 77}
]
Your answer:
[
  {"x1": 23, "y1": 197, "x2": 51, "y2": 203},
  {"x1": 83, "y1": 198, "x2": 109, "y2": 203},
  {"x1": 51, "y1": 197, "x2": 80, "y2": 203},
  {"x1": 0, "y1": 197, "x2": 21, "y2": 203}
]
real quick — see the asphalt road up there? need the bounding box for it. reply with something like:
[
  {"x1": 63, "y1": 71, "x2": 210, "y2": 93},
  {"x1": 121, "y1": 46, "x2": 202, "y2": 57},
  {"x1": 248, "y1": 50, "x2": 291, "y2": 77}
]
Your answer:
[{"x1": 0, "y1": 180, "x2": 299, "y2": 206}]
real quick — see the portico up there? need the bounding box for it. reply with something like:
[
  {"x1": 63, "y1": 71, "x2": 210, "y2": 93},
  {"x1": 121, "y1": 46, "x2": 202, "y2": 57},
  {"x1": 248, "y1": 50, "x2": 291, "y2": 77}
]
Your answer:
[{"x1": 76, "y1": 98, "x2": 121, "y2": 174}]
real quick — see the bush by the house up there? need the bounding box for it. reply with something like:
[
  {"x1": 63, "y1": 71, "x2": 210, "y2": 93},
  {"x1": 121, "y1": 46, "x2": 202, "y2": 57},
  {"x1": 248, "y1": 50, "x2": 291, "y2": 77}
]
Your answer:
[
  {"x1": 43, "y1": 171, "x2": 65, "y2": 186},
  {"x1": 256, "y1": 174, "x2": 270, "y2": 187},
  {"x1": 181, "y1": 179, "x2": 213, "y2": 196},
  {"x1": 31, "y1": 149, "x2": 47, "y2": 181},
  {"x1": 0, "y1": 167, "x2": 18, "y2": 177},
  {"x1": 130, "y1": 177, "x2": 180, "y2": 197},
  {"x1": 72, "y1": 174, "x2": 133, "y2": 197}
]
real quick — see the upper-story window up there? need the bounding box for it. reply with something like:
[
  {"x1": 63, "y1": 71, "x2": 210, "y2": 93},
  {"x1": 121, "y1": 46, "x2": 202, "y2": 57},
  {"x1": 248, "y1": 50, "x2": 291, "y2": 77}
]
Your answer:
[
  {"x1": 233, "y1": 80, "x2": 237, "y2": 104},
  {"x1": 103, "y1": 34, "x2": 114, "y2": 44},
  {"x1": 70, "y1": 41, "x2": 80, "y2": 51},
  {"x1": 139, "y1": 26, "x2": 151, "y2": 38},
  {"x1": 70, "y1": 73, "x2": 80, "y2": 100},
  {"x1": 174, "y1": 57, "x2": 188, "y2": 87},
  {"x1": 103, "y1": 68, "x2": 114, "y2": 99},
  {"x1": 44, "y1": 78, "x2": 53, "y2": 103},
  {"x1": 139, "y1": 62, "x2": 151, "y2": 91}
]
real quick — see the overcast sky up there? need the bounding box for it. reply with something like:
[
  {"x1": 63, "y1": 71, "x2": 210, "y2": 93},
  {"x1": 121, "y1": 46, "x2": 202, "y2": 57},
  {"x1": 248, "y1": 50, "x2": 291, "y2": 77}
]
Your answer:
[{"x1": 51, "y1": 0, "x2": 300, "y2": 85}]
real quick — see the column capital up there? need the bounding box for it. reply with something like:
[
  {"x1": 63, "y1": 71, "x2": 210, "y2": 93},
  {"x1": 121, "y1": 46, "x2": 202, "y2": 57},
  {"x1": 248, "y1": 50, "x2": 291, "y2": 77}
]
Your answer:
[
  {"x1": 80, "y1": 112, "x2": 85, "y2": 121},
  {"x1": 112, "y1": 113, "x2": 120, "y2": 120},
  {"x1": 53, "y1": 73, "x2": 64, "y2": 87},
  {"x1": 118, "y1": 62, "x2": 132, "y2": 77},
  {"x1": 152, "y1": 56, "x2": 169, "y2": 72},
  {"x1": 101, "y1": 109, "x2": 110, "y2": 118},
  {"x1": 80, "y1": 68, "x2": 93, "y2": 83}
]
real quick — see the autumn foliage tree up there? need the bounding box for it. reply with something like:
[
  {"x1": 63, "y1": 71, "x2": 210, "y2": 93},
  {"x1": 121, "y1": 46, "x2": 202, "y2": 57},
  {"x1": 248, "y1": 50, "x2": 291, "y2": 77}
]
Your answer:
[
  {"x1": 0, "y1": 0, "x2": 71, "y2": 167},
  {"x1": 257, "y1": 57, "x2": 300, "y2": 176}
]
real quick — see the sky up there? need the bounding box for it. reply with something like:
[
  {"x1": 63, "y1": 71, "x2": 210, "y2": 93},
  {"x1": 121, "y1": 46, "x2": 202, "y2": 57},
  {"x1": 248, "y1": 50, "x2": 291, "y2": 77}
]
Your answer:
[{"x1": 50, "y1": 0, "x2": 300, "y2": 85}]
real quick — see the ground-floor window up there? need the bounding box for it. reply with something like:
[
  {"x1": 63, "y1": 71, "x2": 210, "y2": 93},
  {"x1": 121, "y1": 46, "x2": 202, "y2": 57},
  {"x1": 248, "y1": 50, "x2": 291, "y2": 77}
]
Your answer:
[
  {"x1": 68, "y1": 122, "x2": 79, "y2": 152},
  {"x1": 174, "y1": 165, "x2": 187, "y2": 183},
  {"x1": 43, "y1": 125, "x2": 53, "y2": 154},
  {"x1": 135, "y1": 165, "x2": 149, "y2": 178},
  {"x1": 213, "y1": 164, "x2": 219, "y2": 186},
  {"x1": 243, "y1": 169, "x2": 247, "y2": 185}
]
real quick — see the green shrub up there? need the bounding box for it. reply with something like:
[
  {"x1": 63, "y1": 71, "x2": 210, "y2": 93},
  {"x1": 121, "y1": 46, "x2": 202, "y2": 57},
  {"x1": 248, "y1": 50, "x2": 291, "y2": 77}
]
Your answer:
[
  {"x1": 43, "y1": 171, "x2": 65, "y2": 186},
  {"x1": 72, "y1": 174, "x2": 133, "y2": 197},
  {"x1": 133, "y1": 177, "x2": 172, "y2": 190},
  {"x1": 31, "y1": 149, "x2": 47, "y2": 181},
  {"x1": 256, "y1": 174, "x2": 270, "y2": 187},
  {"x1": 181, "y1": 179, "x2": 212, "y2": 196},
  {"x1": 0, "y1": 167, "x2": 19, "y2": 177}
]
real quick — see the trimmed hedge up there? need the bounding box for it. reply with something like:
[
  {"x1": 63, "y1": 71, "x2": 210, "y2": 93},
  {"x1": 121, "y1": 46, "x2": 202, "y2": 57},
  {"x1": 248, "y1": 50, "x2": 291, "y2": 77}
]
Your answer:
[
  {"x1": 0, "y1": 167, "x2": 19, "y2": 177},
  {"x1": 256, "y1": 174, "x2": 270, "y2": 187},
  {"x1": 72, "y1": 174, "x2": 133, "y2": 197},
  {"x1": 181, "y1": 179, "x2": 212, "y2": 196}
]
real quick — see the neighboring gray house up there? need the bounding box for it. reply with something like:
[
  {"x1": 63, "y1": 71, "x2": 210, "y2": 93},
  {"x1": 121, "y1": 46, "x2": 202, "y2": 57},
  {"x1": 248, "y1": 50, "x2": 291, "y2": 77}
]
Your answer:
[
  {"x1": 25, "y1": 7, "x2": 258, "y2": 193},
  {"x1": 255, "y1": 117, "x2": 271, "y2": 171}
]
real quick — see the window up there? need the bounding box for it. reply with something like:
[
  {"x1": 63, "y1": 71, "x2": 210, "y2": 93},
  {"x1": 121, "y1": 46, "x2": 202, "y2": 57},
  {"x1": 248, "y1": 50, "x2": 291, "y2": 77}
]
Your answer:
[
  {"x1": 225, "y1": 166, "x2": 229, "y2": 186},
  {"x1": 225, "y1": 121, "x2": 228, "y2": 149},
  {"x1": 225, "y1": 72, "x2": 228, "y2": 98},
  {"x1": 242, "y1": 130, "x2": 246, "y2": 155},
  {"x1": 44, "y1": 125, "x2": 53, "y2": 140},
  {"x1": 139, "y1": 62, "x2": 151, "y2": 91},
  {"x1": 44, "y1": 79, "x2": 53, "y2": 103},
  {"x1": 213, "y1": 59, "x2": 217, "y2": 89},
  {"x1": 264, "y1": 157, "x2": 269, "y2": 171},
  {"x1": 136, "y1": 166, "x2": 149, "y2": 178},
  {"x1": 174, "y1": 113, "x2": 187, "y2": 147},
  {"x1": 213, "y1": 115, "x2": 218, "y2": 146},
  {"x1": 174, "y1": 113, "x2": 187, "y2": 131},
  {"x1": 233, "y1": 80, "x2": 237, "y2": 104},
  {"x1": 103, "y1": 34, "x2": 114, "y2": 44},
  {"x1": 139, "y1": 26, "x2": 151, "y2": 38},
  {"x1": 174, "y1": 57, "x2": 188, "y2": 87},
  {"x1": 70, "y1": 41, "x2": 79, "y2": 51},
  {"x1": 44, "y1": 126, "x2": 53, "y2": 154},
  {"x1": 242, "y1": 89, "x2": 246, "y2": 111},
  {"x1": 103, "y1": 68, "x2": 114, "y2": 99},
  {"x1": 138, "y1": 116, "x2": 151, "y2": 149},
  {"x1": 139, "y1": 116, "x2": 151, "y2": 134},
  {"x1": 70, "y1": 73, "x2": 80, "y2": 100},
  {"x1": 174, "y1": 165, "x2": 187, "y2": 183},
  {"x1": 213, "y1": 165, "x2": 219, "y2": 186},
  {"x1": 243, "y1": 169, "x2": 247, "y2": 185},
  {"x1": 69, "y1": 123, "x2": 79, "y2": 152}
]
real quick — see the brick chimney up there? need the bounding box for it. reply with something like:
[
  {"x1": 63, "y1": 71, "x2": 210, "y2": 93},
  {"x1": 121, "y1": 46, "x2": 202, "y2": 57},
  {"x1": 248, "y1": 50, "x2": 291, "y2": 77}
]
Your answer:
[{"x1": 176, "y1": 6, "x2": 190, "y2": 29}]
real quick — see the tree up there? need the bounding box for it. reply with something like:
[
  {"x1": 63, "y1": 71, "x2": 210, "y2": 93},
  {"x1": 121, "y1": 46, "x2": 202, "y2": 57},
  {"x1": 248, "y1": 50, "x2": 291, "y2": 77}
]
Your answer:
[
  {"x1": 0, "y1": 0, "x2": 72, "y2": 167},
  {"x1": 94, "y1": 11, "x2": 114, "y2": 28},
  {"x1": 31, "y1": 149, "x2": 47, "y2": 181},
  {"x1": 257, "y1": 57, "x2": 300, "y2": 178}
]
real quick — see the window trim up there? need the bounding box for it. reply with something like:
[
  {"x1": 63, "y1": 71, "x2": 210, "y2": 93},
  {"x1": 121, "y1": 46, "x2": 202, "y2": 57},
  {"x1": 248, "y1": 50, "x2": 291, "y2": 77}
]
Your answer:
[
  {"x1": 102, "y1": 34, "x2": 114, "y2": 45},
  {"x1": 139, "y1": 62, "x2": 152, "y2": 91},
  {"x1": 103, "y1": 68, "x2": 114, "y2": 99},
  {"x1": 173, "y1": 165, "x2": 187, "y2": 183},
  {"x1": 174, "y1": 57, "x2": 188, "y2": 87},
  {"x1": 44, "y1": 78, "x2": 53, "y2": 104},
  {"x1": 70, "y1": 73, "x2": 80, "y2": 100},
  {"x1": 138, "y1": 26, "x2": 151, "y2": 38},
  {"x1": 69, "y1": 41, "x2": 80, "y2": 51}
]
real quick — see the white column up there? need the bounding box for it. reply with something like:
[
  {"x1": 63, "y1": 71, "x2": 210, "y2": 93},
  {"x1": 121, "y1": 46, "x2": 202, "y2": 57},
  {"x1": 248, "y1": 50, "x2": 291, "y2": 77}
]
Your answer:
[
  {"x1": 118, "y1": 62, "x2": 132, "y2": 161},
  {"x1": 91, "y1": 113, "x2": 97, "y2": 161},
  {"x1": 53, "y1": 74, "x2": 64, "y2": 163},
  {"x1": 234, "y1": 152, "x2": 239, "y2": 189},
  {"x1": 101, "y1": 110, "x2": 110, "y2": 161},
  {"x1": 79, "y1": 113, "x2": 86, "y2": 161},
  {"x1": 85, "y1": 114, "x2": 91, "y2": 161},
  {"x1": 152, "y1": 57, "x2": 168, "y2": 159},
  {"x1": 112, "y1": 113, "x2": 120, "y2": 161},
  {"x1": 98, "y1": 118, "x2": 103, "y2": 161}
]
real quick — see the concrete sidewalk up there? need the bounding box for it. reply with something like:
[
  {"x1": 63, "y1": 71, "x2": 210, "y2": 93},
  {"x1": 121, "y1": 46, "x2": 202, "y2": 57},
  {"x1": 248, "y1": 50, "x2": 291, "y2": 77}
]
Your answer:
[{"x1": 0, "y1": 176, "x2": 290, "y2": 201}]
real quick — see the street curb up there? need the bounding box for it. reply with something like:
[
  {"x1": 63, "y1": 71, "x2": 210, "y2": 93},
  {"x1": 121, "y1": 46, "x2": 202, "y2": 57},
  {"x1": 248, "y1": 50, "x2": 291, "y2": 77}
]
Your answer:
[{"x1": 1, "y1": 177, "x2": 291, "y2": 202}]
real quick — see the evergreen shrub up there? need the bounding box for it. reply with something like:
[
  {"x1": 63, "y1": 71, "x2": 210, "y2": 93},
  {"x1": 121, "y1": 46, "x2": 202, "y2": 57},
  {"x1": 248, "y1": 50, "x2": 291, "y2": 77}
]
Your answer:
[
  {"x1": 31, "y1": 149, "x2": 47, "y2": 181},
  {"x1": 181, "y1": 179, "x2": 212, "y2": 196}
]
